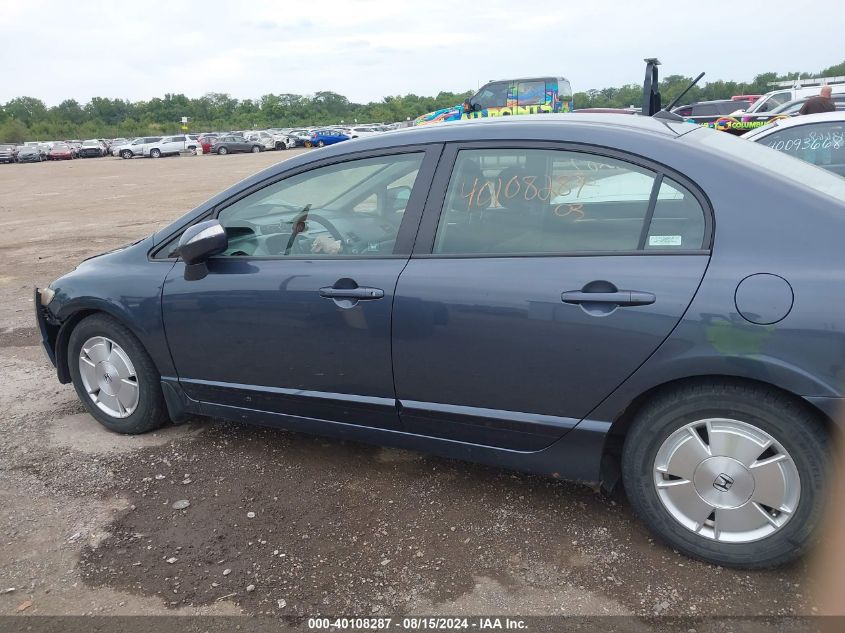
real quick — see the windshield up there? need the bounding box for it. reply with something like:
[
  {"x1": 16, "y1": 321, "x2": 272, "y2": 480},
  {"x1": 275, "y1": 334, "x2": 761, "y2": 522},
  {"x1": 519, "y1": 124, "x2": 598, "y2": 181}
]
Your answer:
[
  {"x1": 747, "y1": 91, "x2": 791, "y2": 114},
  {"x1": 688, "y1": 128, "x2": 845, "y2": 203},
  {"x1": 53, "y1": 144, "x2": 69, "y2": 150}
]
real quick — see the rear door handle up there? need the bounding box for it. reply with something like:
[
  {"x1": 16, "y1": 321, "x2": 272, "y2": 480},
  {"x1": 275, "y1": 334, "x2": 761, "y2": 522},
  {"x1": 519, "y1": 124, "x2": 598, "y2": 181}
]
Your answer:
[
  {"x1": 561, "y1": 290, "x2": 655, "y2": 307},
  {"x1": 319, "y1": 286, "x2": 384, "y2": 300}
]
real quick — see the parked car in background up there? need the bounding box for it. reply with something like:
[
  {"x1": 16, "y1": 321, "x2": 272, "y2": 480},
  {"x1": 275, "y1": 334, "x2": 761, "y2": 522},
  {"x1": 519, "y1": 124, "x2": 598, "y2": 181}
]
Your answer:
[
  {"x1": 286, "y1": 130, "x2": 312, "y2": 147},
  {"x1": 741, "y1": 94, "x2": 845, "y2": 126},
  {"x1": 78, "y1": 140, "x2": 105, "y2": 158},
  {"x1": 197, "y1": 135, "x2": 216, "y2": 154},
  {"x1": 211, "y1": 134, "x2": 262, "y2": 155},
  {"x1": 245, "y1": 131, "x2": 276, "y2": 151},
  {"x1": 48, "y1": 143, "x2": 74, "y2": 160},
  {"x1": 743, "y1": 111, "x2": 845, "y2": 177},
  {"x1": 734, "y1": 80, "x2": 845, "y2": 115},
  {"x1": 673, "y1": 99, "x2": 751, "y2": 124},
  {"x1": 348, "y1": 126, "x2": 381, "y2": 138},
  {"x1": 16, "y1": 145, "x2": 45, "y2": 163},
  {"x1": 112, "y1": 137, "x2": 163, "y2": 159},
  {"x1": 0, "y1": 144, "x2": 16, "y2": 163},
  {"x1": 307, "y1": 129, "x2": 350, "y2": 147},
  {"x1": 110, "y1": 138, "x2": 128, "y2": 148},
  {"x1": 271, "y1": 132, "x2": 295, "y2": 150},
  {"x1": 36, "y1": 114, "x2": 845, "y2": 569},
  {"x1": 144, "y1": 135, "x2": 200, "y2": 158},
  {"x1": 732, "y1": 94, "x2": 761, "y2": 104}
]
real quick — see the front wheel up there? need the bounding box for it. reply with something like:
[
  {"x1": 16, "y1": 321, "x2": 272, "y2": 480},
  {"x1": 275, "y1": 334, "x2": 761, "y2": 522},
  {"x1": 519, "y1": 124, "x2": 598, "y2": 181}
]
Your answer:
[
  {"x1": 317, "y1": 140, "x2": 325, "y2": 147},
  {"x1": 622, "y1": 381, "x2": 828, "y2": 568},
  {"x1": 68, "y1": 314, "x2": 169, "y2": 434},
  {"x1": 149, "y1": 148, "x2": 161, "y2": 158},
  {"x1": 251, "y1": 145, "x2": 261, "y2": 153},
  {"x1": 120, "y1": 150, "x2": 133, "y2": 159},
  {"x1": 217, "y1": 146, "x2": 228, "y2": 155}
]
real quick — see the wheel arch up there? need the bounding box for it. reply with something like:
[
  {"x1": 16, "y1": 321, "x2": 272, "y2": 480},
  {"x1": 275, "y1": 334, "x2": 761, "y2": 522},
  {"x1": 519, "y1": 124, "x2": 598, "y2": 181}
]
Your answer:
[
  {"x1": 54, "y1": 303, "x2": 168, "y2": 385},
  {"x1": 598, "y1": 374, "x2": 835, "y2": 490}
]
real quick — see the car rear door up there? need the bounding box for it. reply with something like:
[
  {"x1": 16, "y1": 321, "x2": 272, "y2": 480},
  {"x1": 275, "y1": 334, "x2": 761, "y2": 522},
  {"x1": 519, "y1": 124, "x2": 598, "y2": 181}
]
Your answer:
[
  {"x1": 160, "y1": 145, "x2": 441, "y2": 430},
  {"x1": 391, "y1": 143, "x2": 712, "y2": 450}
]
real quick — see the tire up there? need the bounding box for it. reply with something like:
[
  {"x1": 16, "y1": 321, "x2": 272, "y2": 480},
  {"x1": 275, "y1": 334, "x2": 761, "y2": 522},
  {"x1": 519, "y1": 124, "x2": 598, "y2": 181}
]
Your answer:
[
  {"x1": 188, "y1": 146, "x2": 197, "y2": 155},
  {"x1": 622, "y1": 381, "x2": 828, "y2": 568},
  {"x1": 275, "y1": 142, "x2": 285, "y2": 151},
  {"x1": 67, "y1": 314, "x2": 169, "y2": 435},
  {"x1": 149, "y1": 148, "x2": 161, "y2": 158},
  {"x1": 120, "y1": 150, "x2": 133, "y2": 159},
  {"x1": 251, "y1": 145, "x2": 261, "y2": 153},
  {"x1": 217, "y1": 146, "x2": 228, "y2": 155},
  {"x1": 317, "y1": 140, "x2": 325, "y2": 148},
  {"x1": 304, "y1": 141, "x2": 312, "y2": 148}
]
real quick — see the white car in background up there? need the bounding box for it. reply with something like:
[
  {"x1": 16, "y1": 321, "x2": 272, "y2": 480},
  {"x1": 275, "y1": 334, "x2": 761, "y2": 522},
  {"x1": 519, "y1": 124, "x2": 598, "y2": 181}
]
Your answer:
[
  {"x1": 245, "y1": 131, "x2": 275, "y2": 151},
  {"x1": 347, "y1": 126, "x2": 381, "y2": 138},
  {"x1": 112, "y1": 136, "x2": 163, "y2": 159},
  {"x1": 742, "y1": 111, "x2": 845, "y2": 177},
  {"x1": 143, "y1": 135, "x2": 200, "y2": 158}
]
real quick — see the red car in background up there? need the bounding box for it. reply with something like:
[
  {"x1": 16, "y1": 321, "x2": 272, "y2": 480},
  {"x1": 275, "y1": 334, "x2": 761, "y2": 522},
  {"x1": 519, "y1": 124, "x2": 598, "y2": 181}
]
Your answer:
[
  {"x1": 197, "y1": 135, "x2": 218, "y2": 154},
  {"x1": 48, "y1": 143, "x2": 74, "y2": 160}
]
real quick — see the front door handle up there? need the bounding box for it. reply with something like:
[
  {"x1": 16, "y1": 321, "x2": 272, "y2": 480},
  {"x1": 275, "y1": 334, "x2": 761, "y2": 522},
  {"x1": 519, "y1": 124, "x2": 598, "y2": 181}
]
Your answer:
[
  {"x1": 319, "y1": 286, "x2": 384, "y2": 300},
  {"x1": 561, "y1": 290, "x2": 655, "y2": 307}
]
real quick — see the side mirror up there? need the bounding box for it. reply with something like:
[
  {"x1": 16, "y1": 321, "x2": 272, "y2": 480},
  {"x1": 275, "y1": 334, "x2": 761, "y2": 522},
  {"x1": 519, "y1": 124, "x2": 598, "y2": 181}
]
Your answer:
[{"x1": 177, "y1": 219, "x2": 227, "y2": 280}]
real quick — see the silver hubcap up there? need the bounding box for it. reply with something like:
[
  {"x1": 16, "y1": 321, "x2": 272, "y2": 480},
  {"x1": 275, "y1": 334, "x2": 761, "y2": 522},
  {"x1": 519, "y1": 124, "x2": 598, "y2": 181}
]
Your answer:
[
  {"x1": 78, "y1": 336, "x2": 139, "y2": 418},
  {"x1": 654, "y1": 418, "x2": 800, "y2": 543}
]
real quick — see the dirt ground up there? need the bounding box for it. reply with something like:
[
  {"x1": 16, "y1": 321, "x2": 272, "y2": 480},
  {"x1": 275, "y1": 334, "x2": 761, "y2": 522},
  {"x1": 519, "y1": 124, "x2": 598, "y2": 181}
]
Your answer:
[{"x1": 0, "y1": 153, "x2": 819, "y2": 618}]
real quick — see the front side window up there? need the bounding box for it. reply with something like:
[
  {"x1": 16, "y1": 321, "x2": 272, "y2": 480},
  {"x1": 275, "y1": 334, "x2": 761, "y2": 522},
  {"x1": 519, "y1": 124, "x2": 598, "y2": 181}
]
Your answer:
[
  {"x1": 433, "y1": 148, "x2": 706, "y2": 255},
  {"x1": 758, "y1": 122, "x2": 845, "y2": 169},
  {"x1": 215, "y1": 153, "x2": 424, "y2": 258},
  {"x1": 473, "y1": 82, "x2": 509, "y2": 110},
  {"x1": 757, "y1": 92, "x2": 791, "y2": 113}
]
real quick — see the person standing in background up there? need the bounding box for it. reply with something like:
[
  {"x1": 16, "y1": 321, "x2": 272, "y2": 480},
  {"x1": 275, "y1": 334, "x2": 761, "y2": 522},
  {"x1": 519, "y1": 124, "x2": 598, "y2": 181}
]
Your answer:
[{"x1": 799, "y1": 85, "x2": 835, "y2": 114}]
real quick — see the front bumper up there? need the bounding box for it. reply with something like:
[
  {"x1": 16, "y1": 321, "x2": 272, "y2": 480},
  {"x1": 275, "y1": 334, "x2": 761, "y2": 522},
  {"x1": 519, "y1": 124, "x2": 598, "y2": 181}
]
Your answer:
[{"x1": 34, "y1": 288, "x2": 57, "y2": 366}]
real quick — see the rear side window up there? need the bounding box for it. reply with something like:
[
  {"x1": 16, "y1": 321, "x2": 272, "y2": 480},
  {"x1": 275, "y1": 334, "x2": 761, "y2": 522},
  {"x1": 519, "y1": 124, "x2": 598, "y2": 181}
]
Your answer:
[
  {"x1": 517, "y1": 81, "x2": 546, "y2": 106},
  {"x1": 756, "y1": 121, "x2": 845, "y2": 170},
  {"x1": 432, "y1": 148, "x2": 707, "y2": 255}
]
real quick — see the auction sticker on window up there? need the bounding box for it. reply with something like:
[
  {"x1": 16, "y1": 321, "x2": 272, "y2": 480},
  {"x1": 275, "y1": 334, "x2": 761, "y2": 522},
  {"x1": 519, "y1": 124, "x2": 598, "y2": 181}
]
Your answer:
[{"x1": 649, "y1": 235, "x2": 682, "y2": 246}]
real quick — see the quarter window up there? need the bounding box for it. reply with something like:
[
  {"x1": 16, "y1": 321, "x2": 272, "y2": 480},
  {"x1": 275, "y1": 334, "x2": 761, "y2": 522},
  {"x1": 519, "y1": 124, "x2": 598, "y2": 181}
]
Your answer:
[
  {"x1": 214, "y1": 153, "x2": 424, "y2": 258},
  {"x1": 432, "y1": 148, "x2": 706, "y2": 255}
]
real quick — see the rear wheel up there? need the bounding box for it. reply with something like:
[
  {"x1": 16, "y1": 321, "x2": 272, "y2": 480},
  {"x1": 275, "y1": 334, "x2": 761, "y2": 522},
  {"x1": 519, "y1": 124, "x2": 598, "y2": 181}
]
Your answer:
[
  {"x1": 68, "y1": 314, "x2": 168, "y2": 434},
  {"x1": 622, "y1": 381, "x2": 828, "y2": 568}
]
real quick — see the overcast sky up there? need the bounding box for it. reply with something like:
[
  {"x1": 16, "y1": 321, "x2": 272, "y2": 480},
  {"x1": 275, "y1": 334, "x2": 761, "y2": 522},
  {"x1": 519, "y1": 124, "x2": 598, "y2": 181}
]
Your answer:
[{"x1": 1, "y1": 0, "x2": 842, "y2": 106}]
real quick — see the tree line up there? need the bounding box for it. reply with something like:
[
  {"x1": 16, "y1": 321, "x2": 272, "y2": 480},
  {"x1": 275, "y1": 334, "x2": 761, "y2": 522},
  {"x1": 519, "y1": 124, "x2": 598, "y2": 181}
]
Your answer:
[{"x1": 2, "y1": 60, "x2": 843, "y2": 143}]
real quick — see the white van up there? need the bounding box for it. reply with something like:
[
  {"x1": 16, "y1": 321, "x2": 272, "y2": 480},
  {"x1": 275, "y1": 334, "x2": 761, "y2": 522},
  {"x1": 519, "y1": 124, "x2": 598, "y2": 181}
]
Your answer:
[{"x1": 733, "y1": 77, "x2": 845, "y2": 115}]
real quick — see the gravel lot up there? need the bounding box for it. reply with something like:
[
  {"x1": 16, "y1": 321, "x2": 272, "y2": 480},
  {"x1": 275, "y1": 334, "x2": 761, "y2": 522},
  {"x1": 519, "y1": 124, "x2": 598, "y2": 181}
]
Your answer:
[{"x1": 0, "y1": 153, "x2": 819, "y2": 617}]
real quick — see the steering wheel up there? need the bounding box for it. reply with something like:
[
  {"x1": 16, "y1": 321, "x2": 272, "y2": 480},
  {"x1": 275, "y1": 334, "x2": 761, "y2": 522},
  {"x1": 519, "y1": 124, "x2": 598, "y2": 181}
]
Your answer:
[{"x1": 283, "y1": 211, "x2": 345, "y2": 255}]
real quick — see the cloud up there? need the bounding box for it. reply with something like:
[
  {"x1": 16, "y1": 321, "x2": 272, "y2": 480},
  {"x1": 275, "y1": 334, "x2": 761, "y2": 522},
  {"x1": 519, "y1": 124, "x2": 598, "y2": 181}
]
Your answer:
[{"x1": 0, "y1": 0, "x2": 843, "y2": 105}]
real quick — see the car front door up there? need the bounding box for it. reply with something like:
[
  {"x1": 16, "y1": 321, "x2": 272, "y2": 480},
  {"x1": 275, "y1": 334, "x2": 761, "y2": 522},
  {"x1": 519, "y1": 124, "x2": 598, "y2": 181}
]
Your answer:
[
  {"x1": 392, "y1": 144, "x2": 712, "y2": 450},
  {"x1": 160, "y1": 146, "x2": 440, "y2": 429}
]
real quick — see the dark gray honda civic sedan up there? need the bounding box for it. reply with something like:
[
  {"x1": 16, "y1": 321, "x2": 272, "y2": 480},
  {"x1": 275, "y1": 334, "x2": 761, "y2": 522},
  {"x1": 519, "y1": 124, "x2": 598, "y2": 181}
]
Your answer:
[{"x1": 36, "y1": 114, "x2": 845, "y2": 568}]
